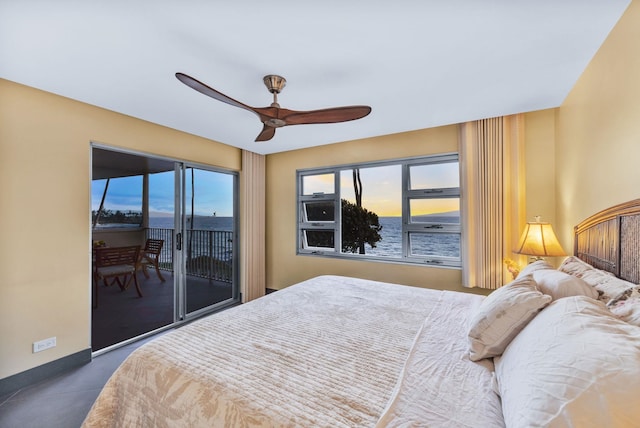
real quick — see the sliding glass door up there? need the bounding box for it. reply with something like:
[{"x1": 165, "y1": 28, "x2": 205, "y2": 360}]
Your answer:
[
  {"x1": 176, "y1": 164, "x2": 239, "y2": 319},
  {"x1": 91, "y1": 147, "x2": 238, "y2": 351}
]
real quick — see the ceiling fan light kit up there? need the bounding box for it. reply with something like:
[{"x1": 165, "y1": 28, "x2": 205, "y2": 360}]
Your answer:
[{"x1": 176, "y1": 72, "x2": 371, "y2": 142}]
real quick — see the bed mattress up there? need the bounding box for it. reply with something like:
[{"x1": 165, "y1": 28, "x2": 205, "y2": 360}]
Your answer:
[{"x1": 83, "y1": 275, "x2": 502, "y2": 427}]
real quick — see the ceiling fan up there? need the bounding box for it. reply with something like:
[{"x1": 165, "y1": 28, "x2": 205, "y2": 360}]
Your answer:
[{"x1": 175, "y1": 72, "x2": 372, "y2": 142}]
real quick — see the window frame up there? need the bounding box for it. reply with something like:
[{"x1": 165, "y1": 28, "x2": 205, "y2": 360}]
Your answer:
[
  {"x1": 298, "y1": 169, "x2": 340, "y2": 253},
  {"x1": 297, "y1": 153, "x2": 461, "y2": 268}
]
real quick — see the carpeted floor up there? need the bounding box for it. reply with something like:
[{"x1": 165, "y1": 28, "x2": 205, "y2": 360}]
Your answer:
[
  {"x1": 92, "y1": 270, "x2": 235, "y2": 350},
  {"x1": 0, "y1": 335, "x2": 159, "y2": 428}
]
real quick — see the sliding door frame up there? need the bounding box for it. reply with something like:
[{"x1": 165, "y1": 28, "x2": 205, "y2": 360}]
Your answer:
[
  {"x1": 90, "y1": 143, "x2": 239, "y2": 354},
  {"x1": 174, "y1": 160, "x2": 240, "y2": 322}
]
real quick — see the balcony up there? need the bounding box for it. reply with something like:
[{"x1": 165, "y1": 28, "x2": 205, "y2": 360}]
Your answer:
[{"x1": 91, "y1": 227, "x2": 235, "y2": 351}]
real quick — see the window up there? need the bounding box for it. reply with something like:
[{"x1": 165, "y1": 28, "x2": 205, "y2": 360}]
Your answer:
[
  {"x1": 297, "y1": 154, "x2": 461, "y2": 267},
  {"x1": 91, "y1": 176, "x2": 143, "y2": 229}
]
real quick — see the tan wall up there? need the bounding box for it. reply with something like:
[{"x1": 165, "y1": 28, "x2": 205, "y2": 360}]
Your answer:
[
  {"x1": 265, "y1": 119, "x2": 557, "y2": 292},
  {"x1": 0, "y1": 79, "x2": 240, "y2": 379},
  {"x1": 523, "y1": 108, "x2": 566, "y2": 266},
  {"x1": 524, "y1": 109, "x2": 557, "y2": 225},
  {"x1": 555, "y1": 0, "x2": 640, "y2": 249}
]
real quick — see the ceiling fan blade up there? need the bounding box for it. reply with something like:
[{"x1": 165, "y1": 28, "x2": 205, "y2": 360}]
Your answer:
[
  {"x1": 255, "y1": 124, "x2": 276, "y2": 142},
  {"x1": 175, "y1": 72, "x2": 257, "y2": 115},
  {"x1": 176, "y1": 72, "x2": 370, "y2": 143},
  {"x1": 283, "y1": 105, "x2": 371, "y2": 125}
]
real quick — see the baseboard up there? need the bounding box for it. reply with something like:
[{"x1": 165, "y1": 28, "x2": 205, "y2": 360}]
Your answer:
[{"x1": 0, "y1": 348, "x2": 92, "y2": 396}]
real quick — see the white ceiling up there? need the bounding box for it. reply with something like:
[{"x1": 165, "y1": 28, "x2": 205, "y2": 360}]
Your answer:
[{"x1": 0, "y1": 1, "x2": 630, "y2": 155}]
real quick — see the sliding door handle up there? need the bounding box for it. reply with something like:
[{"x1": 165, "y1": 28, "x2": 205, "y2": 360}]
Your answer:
[{"x1": 176, "y1": 232, "x2": 182, "y2": 251}]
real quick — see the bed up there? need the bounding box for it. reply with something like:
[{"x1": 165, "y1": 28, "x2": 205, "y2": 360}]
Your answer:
[{"x1": 83, "y1": 200, "x2": 640, "y2": 428}]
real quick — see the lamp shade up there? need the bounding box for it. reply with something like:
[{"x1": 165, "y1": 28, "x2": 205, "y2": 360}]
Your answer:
[{"x1": 514, "y1": 219, "x2": 566, "y2": 257}]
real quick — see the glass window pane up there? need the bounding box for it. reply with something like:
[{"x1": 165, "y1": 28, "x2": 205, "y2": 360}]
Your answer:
[
  {"x1": 410, "y1": 199, "x2": 460, "y2": 224},
  {"x1": 357, "y1": 216, "x2": 402, "y2": 258},
  {"x1": 304, "y1": 201, "x2": 335, "y2": 222},
  {"x1": 91, "y1": 176, "x2": 143, "y2": 228},
  {"x1": 183, "y1": 168, "x2": 236, "y2": 314},
  {"x1": 302, "y1": 174, "x2": 334, "y2": 195},
  {"x1": 410, "y1": 233, "x2": 461, "y2": 258},
  {"x1": 148, "y1": 171, "x2": 175, "y2": 229},
  {"x1": 409, "y1": 162, "x2": 459, "y2": 189},
  {"x1": 304, "y1": 230, "x2": 334, "y2": 248},
  {"x1": 339, "y1": 166, "x2": 401, "y2": 256}
]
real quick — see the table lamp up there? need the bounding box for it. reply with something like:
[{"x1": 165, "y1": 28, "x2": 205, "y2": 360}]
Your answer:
[{"x1": 514, "y1": 216, "x2": 566, "y2": 261}]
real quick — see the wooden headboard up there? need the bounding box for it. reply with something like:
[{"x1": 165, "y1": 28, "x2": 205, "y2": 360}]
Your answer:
[{"x1": 574, "y1": 198, "x2": 640, "y2": 283}]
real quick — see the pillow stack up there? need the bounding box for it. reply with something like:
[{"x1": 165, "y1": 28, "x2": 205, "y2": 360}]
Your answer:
[
  {"x1": 467, "y1": 257, "x2": 640, "y2": 426},
  {"x1": 467, "y1": 258, "x2": 603, "y2": 362}
]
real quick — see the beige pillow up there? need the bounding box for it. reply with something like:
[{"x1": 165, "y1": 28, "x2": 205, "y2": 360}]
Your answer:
[
  {"x1": 467, "y1": 275, "x2": 551, "y2": 361},
  {"x1": 532, "y1": 269, "x2": 598, "y2": 301},
  {"x1": 558, "y1": 255, "x2": 594, "y2": 275},
  {"x1": 516, "y1": 259, "x2": 553, "y2": 279}
]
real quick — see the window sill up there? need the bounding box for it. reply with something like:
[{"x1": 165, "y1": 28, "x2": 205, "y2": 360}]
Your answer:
[{"x1": 296, "y1": 250, "x2": 461, "y2": 270}]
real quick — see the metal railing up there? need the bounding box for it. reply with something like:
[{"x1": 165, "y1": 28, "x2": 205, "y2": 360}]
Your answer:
[{"x1": 145, "y1": 227, "x2": 233, "y2": 283}]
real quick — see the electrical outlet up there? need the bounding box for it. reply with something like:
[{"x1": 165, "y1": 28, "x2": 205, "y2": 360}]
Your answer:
[{"x1": 33, "y1": 337, "x2": 56, "y2": 353}]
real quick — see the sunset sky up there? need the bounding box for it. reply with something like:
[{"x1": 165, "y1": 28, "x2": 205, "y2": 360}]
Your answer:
[
  {"x1": 93, "y1": 162, "x2": 459, "y2": 219},
  {"x1": 304, "y1": 162, "x2": 459, "y2": 217}
]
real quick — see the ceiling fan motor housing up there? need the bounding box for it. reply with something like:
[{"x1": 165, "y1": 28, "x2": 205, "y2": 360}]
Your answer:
[
  {"x1": 266, "y1": 118, "x2": 287, "y2": 128},
  {"x1": 263, "y1": 75, "x2": 286, "y2": 94}
]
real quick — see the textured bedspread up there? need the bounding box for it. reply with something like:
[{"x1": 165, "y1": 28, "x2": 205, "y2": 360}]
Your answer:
[
  {"x1": 375, "y1": 290, "x2": 504, "y2": 427},
  {"x1": 83, "y1": 275, "x2": 493, "y2": 427}
]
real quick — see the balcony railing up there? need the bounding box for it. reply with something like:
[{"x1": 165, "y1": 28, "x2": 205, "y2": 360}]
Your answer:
[{"x1": 145, "y1": 227, "x2": 233, "y2": 283}]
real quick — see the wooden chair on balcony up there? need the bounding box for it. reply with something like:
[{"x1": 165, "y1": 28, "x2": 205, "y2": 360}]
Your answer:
[
  {"x1": 93, "y1": 245, "x2": 142, "y2": 308},
  {"x1": 138, "y1": 239, "x2": 165, "y2": 282}
]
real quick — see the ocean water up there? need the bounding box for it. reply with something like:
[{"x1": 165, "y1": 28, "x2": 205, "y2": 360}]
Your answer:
[
  {"x1": 364, "y1": 216, "x2": 460, "y2": 258},
  {"x1": 148, "y1": 215, "x2": 459, "y2": 259},
  {"x1": 149, "y1": 216, "x2": 233, "y2": 231}
]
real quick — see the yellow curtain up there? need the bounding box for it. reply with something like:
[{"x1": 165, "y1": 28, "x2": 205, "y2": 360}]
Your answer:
[
  {"x1": 459, "y1": 114, "x2": 525, "y2": 289},
  {"x1": 240, "y1": 150, "x2": 266, "y2": 302}
]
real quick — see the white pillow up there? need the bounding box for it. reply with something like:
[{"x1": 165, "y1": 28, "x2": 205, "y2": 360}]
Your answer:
[
  {"x1": 516, "y1": 259, "x2": 553, "y2": 279},
  {"x1": 532, "y1": 268, "x2": 598, "y2": 300},
  {"x1": 495, "y1": 296, "x2": 640, "y2": 427},
  {"x1": 558, "y1": 256, "x2": 634, "y2": 302},
  {"x1": 467, "y1": 275, "x2": 551, "y2": 361}
]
